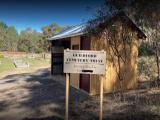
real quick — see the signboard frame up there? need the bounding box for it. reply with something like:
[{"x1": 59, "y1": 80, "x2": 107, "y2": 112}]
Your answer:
[
  {"x1": 63, "y1": 49, "x2": 106, "y2": 75},
  {"x1": 64, "y1": 49, "x2": 106, "y2": 120}
]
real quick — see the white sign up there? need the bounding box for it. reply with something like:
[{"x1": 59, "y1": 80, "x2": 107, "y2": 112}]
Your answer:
[{"x1": 64, "y1": 49, "x2": 106, "y2": 74}]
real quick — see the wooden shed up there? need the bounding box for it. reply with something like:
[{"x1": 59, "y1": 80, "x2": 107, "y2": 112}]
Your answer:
[{"x1": 48, "y1": 12, "x2": 146, "y2": 95}]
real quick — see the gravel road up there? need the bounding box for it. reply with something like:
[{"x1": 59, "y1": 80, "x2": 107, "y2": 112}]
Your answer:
[
  {"x1": 0, "y1": 68, "x2": 160, "y2": 120},
  {"x1": 0, "y1": 68, "x2": 90, "y2": 120}
]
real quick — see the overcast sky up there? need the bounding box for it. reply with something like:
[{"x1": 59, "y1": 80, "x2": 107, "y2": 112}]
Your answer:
[{"x1": 0, "y1": 0, "x2": 104, "y2": 33}]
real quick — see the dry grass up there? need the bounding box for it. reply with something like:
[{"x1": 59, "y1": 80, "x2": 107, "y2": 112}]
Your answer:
[
  {"x1": 0, "y1": 57, "x2": 50, "y2": 79},
  {"x1": 0, "y1": 55, "x2": 160, "y2": 120},
  {"x1": 69, "y1": 83, "x2": 160, "y2": 120}
]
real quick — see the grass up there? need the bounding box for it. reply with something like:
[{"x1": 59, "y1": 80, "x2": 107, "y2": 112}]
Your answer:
[
  {"x1": 0, "y1": 57, "x2": 50, "y2": 74},
  {"x1": 0, "y1": 57, "x2": 15, "y2": 73},
  {"x1": 21, "y1": 57, "x2": 50, "y2": 67}
]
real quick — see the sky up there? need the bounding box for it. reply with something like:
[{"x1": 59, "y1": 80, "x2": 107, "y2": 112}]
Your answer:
[{"x1": 0, "y1": 0, "x2": 104, "y2": 33}]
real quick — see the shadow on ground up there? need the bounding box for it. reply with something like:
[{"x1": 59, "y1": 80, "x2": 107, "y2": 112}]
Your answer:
[
  {"x1": 0, "y1": 68, "x2": 91, "y2": 120},
  {"x1": 0, "y1": 68, "x2": 160, "y2": 120}
]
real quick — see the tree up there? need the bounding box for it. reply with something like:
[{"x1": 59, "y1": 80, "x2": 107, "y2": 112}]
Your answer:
[
  {"x1": 5, "y1": 26, "x2": 19, "y2": 51},
  {"x1": 42, "y1": 23, "x2": 62, "y2": 52},
  {"x1": 0, "y1": 22, "x2": 19, "y2": 52},
  {"x1": 106, "y1": 0, "x2": 160, "y2": 81},
  {"x1": 18, "y1": 28, "x2": 42, "y2": 53},
  {"x1": 88, "y1": 0, "x2": 160, "y2": 81},
  {"x1": 0, "y1": 21, "x2": 62, "y2": 53},
  {"x1": 0, "y1": 21, "x2": 8, "y2": 51}
]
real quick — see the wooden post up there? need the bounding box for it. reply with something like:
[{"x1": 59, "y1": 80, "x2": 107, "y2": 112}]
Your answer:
[
  {"x1": 100, "y1": 75, "x2": 104, "y2": 120},
  {"x1": 65, "y1": 73, "x2": 69, "y2": 120}
]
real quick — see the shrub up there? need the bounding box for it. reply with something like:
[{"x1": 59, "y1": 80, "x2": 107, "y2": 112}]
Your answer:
[
  {"x1": 138, "y1": 43, "x2": 154, "y2": 56},
  {"x1": 18, "y1": 44, "x2": 29, "y2": 52},
  {"x1": 138, "y1": 56, "x2": 157, "y2": 81},
  {"x1": 35, "y1": 47, "x2": 43, "y2": 53},
  {"x1": 0, "y1": 52, "x2": 4, "y2": 58}
]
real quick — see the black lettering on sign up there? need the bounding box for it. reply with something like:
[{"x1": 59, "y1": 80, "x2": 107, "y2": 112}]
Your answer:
[{"x1": 82, "y1": 70, "x2": 93, "y2": 73}]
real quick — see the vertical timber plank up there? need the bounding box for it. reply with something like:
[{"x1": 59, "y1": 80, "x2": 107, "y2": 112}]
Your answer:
[
  {"x1": 65, "y1": 73, "x2": 70, "y2": 120},
  {"x1": 100, "y1": 75, "x2": 104, "y2": 120}
]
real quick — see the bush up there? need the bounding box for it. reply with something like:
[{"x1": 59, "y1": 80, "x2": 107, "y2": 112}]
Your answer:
[
  {"x1": 0, "y1": 52, "x2": 4, "y2": 58},
  {"x1": 138, "y1": 43, "x2": 154, "y2": 56},
  {"x1": 18, "y1": 44, "x2": 29, "y2": 52},
  {"x1": 34, "y1": 47, "x2": 43, "y2": 53},
  {"x1": 138, "y1": 56, "x2": 157, "y2": 81}
]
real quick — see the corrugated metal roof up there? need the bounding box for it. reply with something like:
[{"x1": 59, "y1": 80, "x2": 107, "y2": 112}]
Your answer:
[
  {"x1": 48, "y1": 11, "x2": 146, "y2": 41},
  {"x1": 48, "y1": 23, "x2": 86, "y2": 40}
]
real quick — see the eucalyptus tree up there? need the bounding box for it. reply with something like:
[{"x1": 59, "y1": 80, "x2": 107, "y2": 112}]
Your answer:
[
  {"x1": 88, "y1": 0, "x2": 160, "y2": 81},
  {"x1": 42, "y1": 23, "x2": 62, "y2": 52},
  {"x1": 0, "y1": 21, "x2": 8, "y2": 51},
  {"x1": 5, "y1": 26, "x2": 19, "y2": 51}
]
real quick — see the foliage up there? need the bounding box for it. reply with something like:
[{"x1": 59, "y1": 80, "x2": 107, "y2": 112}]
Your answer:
[
  {"x1": 18, "y1": 28, "x2": 42, "y2": 53},
  {"x1": 87, "y1": 3, "x2": 137, "y2": 85},
  {"x1": 34, "y1": 47, "x2": 43, "y2": 53},
  {"x1": 0, "y1": 21, "x2": 63, "y2": 53},
  {"x1": 87, "y1": 0, "x2": 160, "y2": 81},
  {"x1": 42, "y1": 23, "x2": 62, "y2": 37},
  {"x1": 138, "y1": 42, "x2": 154, "y2": 56},
  {"x1": 5, "y1": 26, "x2": 19, "y2": 51},
  {"x1": 0, "y1": 21, "x2": 8, "y2": 51},
  {"x1": 138, "y1": 56, "x2": 157, "y2": 81},
  {"x1": 18, "y1": 44, "x2": 29, "y2": 52},
  {"x1": 41, "y1": 23, "x2": 62, "y2": 52},
  {"x1": 0, "y1": 52, "x2": 4, "y2": 58},
  {"x1": 104, "y1": 0, "x2": 160, "y2": 80},
  {"x1": 0, "y1": 23, "x2": 19, "y2": 52}
]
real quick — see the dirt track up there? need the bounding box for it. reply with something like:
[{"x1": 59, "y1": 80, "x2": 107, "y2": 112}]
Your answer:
[
  {"x1": 0, "y1": 68, "x2": 160, "y2": 120},
  {"x1": 0, "y1": 68, "x2": 89, "y2": 120}
]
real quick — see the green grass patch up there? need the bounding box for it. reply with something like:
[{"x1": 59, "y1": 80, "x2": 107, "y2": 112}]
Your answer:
[
  {"x1": 0, "y1": 56, "x2": 50, "y2": 74},
  {"x1": 21, "y1": 57, "x2": 50, "y2": 67},
  {"x1": 0, "y1": 57, "x2": 15, "y2": 73},
  {"x1": 0, "y1": 57, "x2": 50, "y2": 73}
]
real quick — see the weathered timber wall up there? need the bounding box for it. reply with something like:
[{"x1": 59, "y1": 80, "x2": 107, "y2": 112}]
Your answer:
[{"x1": 90, "y1": 29, "x2": 139, "y2": 95}]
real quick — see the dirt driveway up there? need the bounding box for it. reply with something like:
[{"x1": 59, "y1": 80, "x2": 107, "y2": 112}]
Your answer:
[
  {"x1": 0, "y1": 68, "x2": 90, "y2": 120},
  {"x1": 0, "y1": 68, "x2": 160, "y2": 120}
]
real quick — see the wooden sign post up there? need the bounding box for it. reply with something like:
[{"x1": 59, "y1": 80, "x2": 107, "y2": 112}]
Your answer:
[
  {"x1": 64, "y1": 49, "x2": 106, "y2": 120},
  {"x1": 65, "y1": 73, "x2": 69, "y2": 120},
  {"x1": 100, "y1": 75, "x2": 104, "y2": 120}
]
